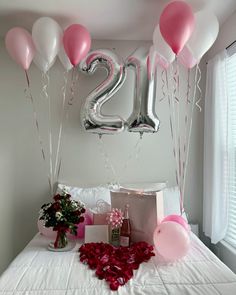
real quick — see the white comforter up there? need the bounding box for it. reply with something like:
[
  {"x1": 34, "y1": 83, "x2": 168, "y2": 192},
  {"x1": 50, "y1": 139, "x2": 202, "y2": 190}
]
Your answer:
[{"x1": 0, "y1": 233, "x2": 236, "y2": 295}]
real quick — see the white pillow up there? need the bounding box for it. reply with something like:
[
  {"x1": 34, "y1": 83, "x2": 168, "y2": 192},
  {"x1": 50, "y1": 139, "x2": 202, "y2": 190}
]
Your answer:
[
  {"x1": 57, "y1": 183, "x2": 111, "y2": 208},
  {"x1": 57, "y1": 182, "x2": 166, "y2": 208},
  {"x1": 163, "y1": 186, "x2": 188, "y2": 221},
  {"x1": 57, "y1": 183, "x2": 187, "y2": 220},
  {"x1": 120, "y1": 182, "x2": 166, "y2": 192}
]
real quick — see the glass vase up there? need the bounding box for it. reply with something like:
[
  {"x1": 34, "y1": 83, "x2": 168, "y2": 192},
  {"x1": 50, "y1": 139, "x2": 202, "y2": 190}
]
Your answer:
[
  {"x1": 48, "y1": 229, "x2": 76, "y2": 252},
  {"x1": 54, "y1": 230, "x2": 68, "y2": 249},
  {"x1": 109, "y1": 226, "x2": 120, "y2": 247}
]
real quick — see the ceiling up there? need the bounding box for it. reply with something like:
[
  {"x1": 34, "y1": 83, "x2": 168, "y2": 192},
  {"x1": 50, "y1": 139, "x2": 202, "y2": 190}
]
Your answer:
[{"x1": 0, "y1": 0, "x2": 236, "y2": 40}]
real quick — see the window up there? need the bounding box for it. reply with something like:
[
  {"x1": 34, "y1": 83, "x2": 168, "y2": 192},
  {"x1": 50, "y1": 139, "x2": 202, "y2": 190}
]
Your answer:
[{"x1": 224, "y1": 47, "x2": 236, "y2": 248}]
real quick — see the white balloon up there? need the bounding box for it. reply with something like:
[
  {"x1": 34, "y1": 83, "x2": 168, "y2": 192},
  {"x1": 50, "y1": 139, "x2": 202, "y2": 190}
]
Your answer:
[
  {"x1": 187, "y1": 10, "x2": 219, "y2": 61},
  {"x1": 34, "y1": 53, "x2": 56, "y2": 73},
  {"x1": 58, "y1": 47, "x2": 73, "y2": 71},
  {"x1": 183, "y1": 0, "x2": 207, "y2": 12},
  {"x1": 153, "y1": 25, "x2": 175, "y2": 65},
  {"x1": 32, "y1": 17, "x2": 62, "y2": 66}
]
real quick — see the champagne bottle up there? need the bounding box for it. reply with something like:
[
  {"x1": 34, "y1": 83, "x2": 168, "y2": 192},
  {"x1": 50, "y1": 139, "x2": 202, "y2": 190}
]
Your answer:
[{"x1": 120, "y1": 204, "x2": 131, "y2": 247}]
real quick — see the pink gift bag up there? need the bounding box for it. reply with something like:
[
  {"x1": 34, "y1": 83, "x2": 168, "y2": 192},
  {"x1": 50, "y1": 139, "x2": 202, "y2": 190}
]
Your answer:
[
  {"x1": 89, "y1": 200, "x2": 111, "y2": 225},
  {"x1": 110, "y1": 189, "x2": 164, "y2": 244},
  {"x1": 91, "y1": 212, "x2": 108, "y2": 225}
]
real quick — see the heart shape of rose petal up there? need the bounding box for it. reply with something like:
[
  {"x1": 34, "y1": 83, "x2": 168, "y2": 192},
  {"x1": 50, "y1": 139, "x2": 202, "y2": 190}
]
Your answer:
[{"x1": 79, "y1": 241, "x2": 155, "y2": 291}]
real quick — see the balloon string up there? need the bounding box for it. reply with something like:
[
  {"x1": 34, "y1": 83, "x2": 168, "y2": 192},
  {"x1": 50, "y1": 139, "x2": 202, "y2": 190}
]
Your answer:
[
  {"x1": 54, "y1": 70, "x2": 69, "y2": 181},
  {"x1": 55, "y1": 67, "x2": 78, "y2": 182},
  {"x1": 176, "y1": 60, "x2": 181, "y2": 180},
  {"x1": 121, "y1": 134, "x2": 143, "y2": 182},
  {"x1": 160, "y1": 69, "x2": 166, "y2": 102},
  {"x1": 173, "y1": 60, "x2": 179, "y2": 103},
  {"x1": 182, "y1": 64, "x2": 199, "y2": 211},
  {"x1": 182, "y1": 68, "x2": 191, "y2": 193},
  {"x1": 68, "y1": 67, "x2": 76, "y2": 106},
  {"x1": 24, "y1": 70, "x2": 52, "y2": 195},
  {"x1": 195, "y1": 64, "x2": 202, "y2": 112},
  {"x1": 186, "y1": 68, "x2": 191, "y2": 104},
  {"x1": 97, "y1": 135, "x2": 120, "y2": 187},
  {"x1": 172, "y1": 59, "x2": 183, "y2": 214},
  {"x1": 166, "y1": 69, "x2": 180, "y2": 190},
  {"x1": 42, "y1": 71, "x2": 54, "y2": 197},
  {"x1": 41, "y1": 72, "x2": 49, "y2": 100},
  {"x1": 176, "y1": 60, "x2": 183, "y2": 214},
  {"x1": 170, "y1": 66, "x2": 179, "y2": 187}
]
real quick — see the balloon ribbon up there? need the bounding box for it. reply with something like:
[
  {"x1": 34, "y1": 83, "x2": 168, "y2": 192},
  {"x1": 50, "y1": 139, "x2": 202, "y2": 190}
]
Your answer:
[{"x1": 24, "y1": 70, "x2": 52, "y2": 194}]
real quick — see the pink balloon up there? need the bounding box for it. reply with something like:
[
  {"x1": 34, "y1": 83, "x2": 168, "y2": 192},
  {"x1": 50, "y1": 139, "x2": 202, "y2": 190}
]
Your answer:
[
  {"x1": 178, "y1": 46, "x2": 198, "y2": 69},
  {"x1": 63, "y1": 24, "x2": 91, "y2": 67},
  {"x1": 68, "y1": 212, "x2": 93, "y2": 240},
  {"x1": 37, "y1": 219, "x2": 56, "y2": 239},
  {"x1": 153, "y1": 221, "x2": 190, "y2": 261},
  {"x1": 5, "y1": 27, "x2": 35, "y2": 70},
  {"x1": 162, "y1": 214, "x2": 190, "y2": 233},
  {"x1": 159, "y1": 1, "x2": 195, "y2": 55}
]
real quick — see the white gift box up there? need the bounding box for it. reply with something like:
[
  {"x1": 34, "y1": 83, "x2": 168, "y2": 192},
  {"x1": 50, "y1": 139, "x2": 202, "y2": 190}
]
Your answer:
[
  {"x1": 110, "y1": 188, "x2": 164, "y2": 245},
  {"x1": 84, "y1": 225, "x2": 109, "y2": 243}
]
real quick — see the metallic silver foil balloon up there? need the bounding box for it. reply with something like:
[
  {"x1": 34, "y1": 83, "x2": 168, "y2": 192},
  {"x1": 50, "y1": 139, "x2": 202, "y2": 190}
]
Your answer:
[
  {"x1": 126, "y1": 47, "x2": 160, "y2": 133},
  {"x1": 79, "y1": 49, "x2": 126, "y2": 135}
]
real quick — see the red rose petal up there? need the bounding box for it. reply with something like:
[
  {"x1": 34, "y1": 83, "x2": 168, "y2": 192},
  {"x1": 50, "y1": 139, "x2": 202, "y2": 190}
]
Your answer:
[
  {"x1": 78, "y1": 241, "x2": 155, "y2": 291},
  {"x1": 110, "y1": 280, "x2": 119, "y2": 291}
]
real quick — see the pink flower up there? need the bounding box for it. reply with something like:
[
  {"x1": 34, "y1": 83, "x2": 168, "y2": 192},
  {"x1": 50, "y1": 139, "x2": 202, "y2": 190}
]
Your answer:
[{"x1": 106, "y1": 208, "x2": 124, "y2": 229}]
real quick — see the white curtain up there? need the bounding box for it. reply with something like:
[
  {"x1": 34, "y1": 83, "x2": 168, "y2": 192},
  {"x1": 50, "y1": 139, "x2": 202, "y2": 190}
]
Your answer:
[{"x1": 203, "y1": 50, "x2": 229, "y2": 244}]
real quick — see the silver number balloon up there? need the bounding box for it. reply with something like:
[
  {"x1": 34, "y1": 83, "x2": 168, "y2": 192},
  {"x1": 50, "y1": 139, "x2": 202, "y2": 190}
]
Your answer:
[
  {"x1": 80, "y1": 49, "x2": 126, "y2": 135},
  {"x1": 126, "y1": 47, "x2": 160, "y2": 133}
]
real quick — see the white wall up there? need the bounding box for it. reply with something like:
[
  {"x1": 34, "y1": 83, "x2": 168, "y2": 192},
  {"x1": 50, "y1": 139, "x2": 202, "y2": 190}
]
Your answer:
[
  {"x1": 0, "y1": 39, "x2": 204, "y2": 274},
  {"x1": 206, "y1": 11, "x2": 236, "y2": 273}
]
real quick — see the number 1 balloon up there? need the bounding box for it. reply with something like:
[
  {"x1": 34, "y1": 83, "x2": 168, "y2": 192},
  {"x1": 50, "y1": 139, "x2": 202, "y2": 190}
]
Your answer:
[
  {"x1": 80, "y1": 49, "x2": 126, "y2": 135},
  {"x1": 126, "y1": 47, "x2": 160, "y2": 134},
  {"x1": 159, "y1": 1, "x2": 195, "y2": 55}
]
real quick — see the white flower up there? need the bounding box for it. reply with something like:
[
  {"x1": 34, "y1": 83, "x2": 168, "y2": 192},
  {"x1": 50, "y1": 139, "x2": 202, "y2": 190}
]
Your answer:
[
  {"x1": 61, "y1": 186, "x2": 70, "y2": 195},
  {"x1": 71, "y1": 200, "x2": 78, "y2": 209},
  {"x1": 78, "y1": 200, "x2": 85, "y2": 208},
  {"x1": 55, "y1": 211, "x2": 63, "y2": 220},
  {"x1": 39, "y1": 209, "x2": 44, "y2": 217},
  {"x1": 44, "y1": 204, "x2": 52, "y2": 211}
]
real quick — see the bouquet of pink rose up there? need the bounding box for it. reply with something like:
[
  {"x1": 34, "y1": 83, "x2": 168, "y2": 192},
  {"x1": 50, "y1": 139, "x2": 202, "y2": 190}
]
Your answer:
[{"x1": 39, "y1": 191, "x2": 86, "y2": 248}]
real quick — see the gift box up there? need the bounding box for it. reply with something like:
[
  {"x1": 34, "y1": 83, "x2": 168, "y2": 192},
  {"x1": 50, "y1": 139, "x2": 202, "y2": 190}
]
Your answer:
[
  {"x1": 84, "y1": 225, "x2": 109, "y2": 243},
  {"x1": 89, "y1": 200, "x2": 111, "y2": 225},
  {"x1": 110, "y1": 188, "x2": 164, "y2": 244}
]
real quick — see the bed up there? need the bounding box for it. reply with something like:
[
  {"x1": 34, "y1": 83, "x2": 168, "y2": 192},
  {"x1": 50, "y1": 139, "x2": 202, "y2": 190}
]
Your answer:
[
  {"x1": 0, "y1": 232, "x2": 236, "y2": 295},
  {"x1": 1, "y1": 183, "x2": 236, "y2": 294}
]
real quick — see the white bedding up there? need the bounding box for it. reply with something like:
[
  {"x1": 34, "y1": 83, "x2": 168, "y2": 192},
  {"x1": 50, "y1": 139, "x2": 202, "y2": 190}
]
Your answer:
[{"x1": 0, "y1": 233, "x2": 236, "y2": 295}]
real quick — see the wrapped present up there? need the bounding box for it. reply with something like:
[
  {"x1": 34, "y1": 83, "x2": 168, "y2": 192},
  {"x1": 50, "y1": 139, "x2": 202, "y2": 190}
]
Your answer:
[
  {"x1": 89, "y1": 200, "x2": 111, "y2": 225},
  {"x1": 110, "y1": 188, "x2": 164, "y2": 245},
  {"x1": 84, "y1": 225, "x2": 109, "y2": 243}
]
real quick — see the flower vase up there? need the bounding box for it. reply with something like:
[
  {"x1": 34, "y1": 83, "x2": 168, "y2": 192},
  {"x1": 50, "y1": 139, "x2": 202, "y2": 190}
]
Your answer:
[
  {"x1": 109, "y1": 226, "x2": 120, "y2": 247},
  {"x1": 54, "y1": 230, "x2": 68, "y2": 249},
  {"x1": 48, "y1": 230, "x2": 76, "y2": 252}
]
